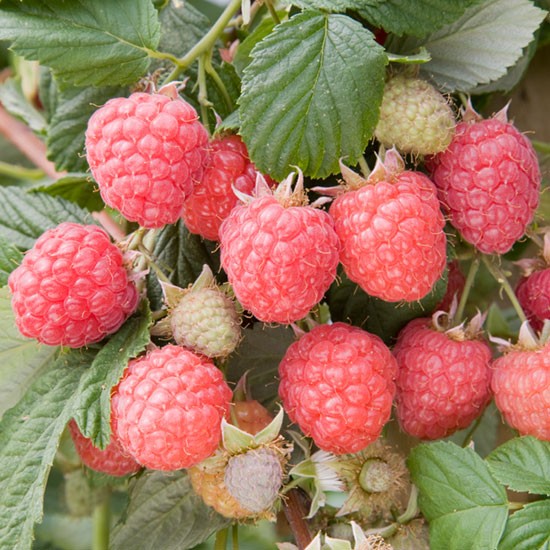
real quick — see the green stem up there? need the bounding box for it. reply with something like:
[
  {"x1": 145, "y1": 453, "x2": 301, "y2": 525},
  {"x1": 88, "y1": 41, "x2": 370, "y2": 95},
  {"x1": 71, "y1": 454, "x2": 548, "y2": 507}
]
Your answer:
[
  {"x1": 364, "y1": 523, "x2": 399, "y2": 538},
  {"x1": 454, "y1": 256, "x2": 479, "y2": 323},
  {"x1": 92, "y1": 489, "x2": 111, "y2": 550},
  {"x1": 204, "y1": 55, "x2": 234, "y2": 112},
  {"x1": 397, "y1": 485, "x2": 419, "y2": 525},
  {"x1": 531, "y1": 139, "x2": 550, "y2": 155},
  {"x1": 165, "y1": 0, "x2": 243, "y2": 82},
  {"x1": 264, "y1": 0, "x2": 281, "y2": 24},
  {"x1": 197, "y1": 54, "x2": 212, "y2": 134},
  {"x1": 215, "y1": 528, "x2": 229, "y2": 550},
  {"x1": 481, "y1": 255, "x2": 528, "y2": 324},
  {"x1": 137, "y1": 244, "x2": 171, "y2": 283},
  {"x1": 0, "y1": 160, "x2": 44, "y2": 180},
  {"x1": 232, "y1": 524, "x2": 239, "y2": 550},
  {"x1": 461, "y1": 410, "x2": 485, "y2": 448},
  {"x1": 144, "y1": 47, "x2": 181, "y2": 66}
]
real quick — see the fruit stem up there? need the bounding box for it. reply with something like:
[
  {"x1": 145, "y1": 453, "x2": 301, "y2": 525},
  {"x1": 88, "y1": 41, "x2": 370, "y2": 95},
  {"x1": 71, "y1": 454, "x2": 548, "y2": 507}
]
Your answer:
[
  {"x1": 526, "y1": 227, "x2": 544, "y2": 249},
  {"x1": 264, "y1": 0, "x2": 281, "y2": 24},
  {"x1": 481, "y1": 255, "x2": 528, "y2": 324},
  {"x1": 397, "y1": 485, "x2": 419, "y2": 525},
  {"x1": 165, "y1": 0, "x2": 243, "y2": 82},
  {"x1": 138, "y1": 244, "x2": 172, "y2": 283},
  {"x1": 364, "y1": 522, "x2": 398, "y2": 538},
  {"x1": 460, "y1": 410, "x2": 485, "y2": 448},
  {"x1": 531, "y1": 139, "x2": 550, "y2": 156},
  {"x1": 92, "y1": 487, "x2": 111, "y2": 550},
  {"x1": 214, "y1": 527, "x2": 229, "y2": 550},
  {"x1": 454, "y1": 256, "x2": 480, "y2": 323},
  {"x1": 357, "y1": 155, "x2": 371, "y2": 179},
  {"x1": 204, "y1": 54, "x2": 234, "y2": 112},
  {"x1": 197, "y1": 53, "x2": 213, "y2": 134},
  {"x1": 0, "y1": 160, "x2": 44, "y2": 180},
  {"x1": 283, "y1": 488, "x2": 314, "y2": 549},
  {"x1": 232, "y1": 524, "x2": 239, "y2": 549}
]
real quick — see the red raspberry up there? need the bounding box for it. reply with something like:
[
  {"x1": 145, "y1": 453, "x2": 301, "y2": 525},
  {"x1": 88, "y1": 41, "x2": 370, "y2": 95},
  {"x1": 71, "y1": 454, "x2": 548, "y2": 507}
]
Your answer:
[
  {"x1": 219, "y1": 174, "x2": 340, "y2": 324},
  {"x1": 182, "y1": 135, "x2": 259, "y2": 241},
  {"x1": 491, "y1": 342, "x2": 550, "y2": 440},
  {"x1": 68, "y1": 419, "x2": 141, "y2": 477},
  {"x1": 427, "y1": 111, "x2": 540, "y2": 254},
  {"x1": 112, "y1": 345, "x2": 232, "y2": 470},
  {"x1": 393, "y1": 318, "x2": 492, "y2": 440},
  {"x1": 516, "y1": 268, "x2": 550, "y2": 332},
  {"x1": 278, "y1": 322, "x2": 397, "y2": 454},
  {"x1": 330, "y1": 154, "x2": 446, "y2": 302},
  {"x1": 8, "y1": 222, "x2": 139, "y2": 348},
  {"x1": 85, "y1": 90, "x2": 209, "y2": 228}
]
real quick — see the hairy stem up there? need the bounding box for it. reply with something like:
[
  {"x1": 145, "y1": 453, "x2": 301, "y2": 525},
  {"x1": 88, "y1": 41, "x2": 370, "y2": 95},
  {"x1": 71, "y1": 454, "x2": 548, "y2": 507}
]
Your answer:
[
  {"x1": 214, "y1": 528, "x2": 228, "y2": 550},
  {"x1": 454, "y1": 256, "x2": 479, "y2": 323},
  {"x1": 232, "y1": 524, "x2": 239, "y2": 550},
  {"x1": 282, "y1": 488, "x2": 313, "y2": 550},
  {"x1": 397, "y1": 485, "x2": 419, "y2": 524},
  {"x1": 204, "y1": 55, "x2": 234, "y2": 112},
  {"x1": 92, "y1": 488, "x2": 111, "y2": 550},
  {"x1": 264, "y1": 0, "x2": 281, "y2": 24},
  {"x1": 461, "y1": 411, "x2": 485, "y2": 448},
  {"x1": 0, "y1": 160, "x2": 44, "y2": 180}
]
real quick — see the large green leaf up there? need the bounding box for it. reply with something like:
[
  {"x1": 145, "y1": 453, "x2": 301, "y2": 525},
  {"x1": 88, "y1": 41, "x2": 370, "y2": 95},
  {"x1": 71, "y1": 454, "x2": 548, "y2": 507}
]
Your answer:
[
  {"x1": 0, "y1": 349, "x2": 92, "y2": 549},
  {"x1": 487, "y1": 436, "x2": 550, "y2": 496},
  {"x1": 387, "y1": 0, "x2": 547, "y2": 92},
  {"x1": 239, "y1": 11, "x2": 387, "y2": 180},
  {"x1": 0, "y1": 287, "x2": 57, "y2": 420},
  {"x1": 0, "y1": 0, "x2": 161, "y2": 87},
  {"x1": 408, "y1": 441, "x2": 508, "y2": 550},
  {"x1": 0, "y1": 235, "x2": 23, "y2": 287},
  {"x1": 0, "y1": 186, "x2": 94, "y2": 250},
  {"x1": 72, "y1": 306, "x2": 151, "y2": 449},
  {"x1": 499, "y1": 500, "x2": 550, "y2": 550},
  {"x1": 111, "y1": 470, "x2": 229, "y2": 550}
]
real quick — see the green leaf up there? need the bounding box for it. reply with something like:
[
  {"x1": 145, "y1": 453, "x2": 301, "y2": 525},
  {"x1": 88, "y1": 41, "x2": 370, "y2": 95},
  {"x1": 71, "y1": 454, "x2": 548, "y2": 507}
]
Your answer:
[
  {"x1": 499, "y1": 500, "x2": 550, "y2": 550},
  {"x1": 0, "y1": 234, "x2": 23, "y2": 287},
  {"x1": 408, "y1": 441, "x2": 508, "y2": 550},
  {"x1": 0, "y1": 0, "x2": 161, "y2": 87},
  {"x1": 0, "y1": 287, "x2": 58, "y2": 419},
  {"x1": 239, "y1": 11, "x2": 387, "y2": 180},
  {"x1": 111, "y1": 470, "x2": 229, "y2": 550},
  {"x1": 281, "y1": 0, "x2": 359, "y2": 11},
  {"x1": 72, "y1": 306, "x2": 151, "y2": 449},
  {"x1": 233, "y1": 17, "x2": 277, "y2": 76},
  {"x1": 387, "y1": 0, "x2": 547, "y2": 92},
  {"x1": 216, "y1": 110, "x2": 241, "y2": 133},
  {"x1": 0, "y1": 78, "x2": 47, "y2": 133},
  {"x1": 487, "y1": 436, "x2": 550, "y2": 496},
  {"x1": 0, "y1": 348, "x2": 92, "y2": 549},
  {"x1": 46, "y1": 83, "x2": 126, "y2": 173},
  {"x1": 0, "y1": 186, "x2": 94, "y2": 250}
]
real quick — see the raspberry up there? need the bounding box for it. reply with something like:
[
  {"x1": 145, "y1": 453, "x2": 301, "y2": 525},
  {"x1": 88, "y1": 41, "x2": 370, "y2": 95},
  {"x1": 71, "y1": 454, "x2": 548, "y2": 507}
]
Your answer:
[
  {"x1": 330, "y1": 153, "x2": 446, "y2": 302},
  {"x1": 111, "y1": 345, "x2": 232, "y2": 470},
  {"x1": 375, "y1": 74, "x2": 455, "y2": 155},
  {"x1": 224, "y1": 447, "x2": 283, "y2": 514},
  {"x1": 516, "y1": 268, "x2": 550, "y2": 332},
  {"x1": 427, "y1": 108, "x2": 540, "y2": 254},
  {"x1": 8, "y1": 222, "x2": 139, "y2": 348},
  {"x1": 491, "y1": 342, "x2": 550, "y2": 440},
  {"x1": 68, "y1": 419, "x2": 141, "y2": 477},
  {"x1": 182, "y1": 135, "x2": 259, "y2": 241},
  {"x1": 219, "y1": 173, "x2": 340, "y2": 324},
  {"x1": 232, "y1": 400, "x2": 272, "y2": 435},
  {"x1": 278, "y1": 322, "x2": 397, "y2": 454},
  {"x1": 85, "y1": 90, "x2": 209, "y2": 228},
  {"x1": 393, "y1": 317, "x2": 492, "y2": 440}
]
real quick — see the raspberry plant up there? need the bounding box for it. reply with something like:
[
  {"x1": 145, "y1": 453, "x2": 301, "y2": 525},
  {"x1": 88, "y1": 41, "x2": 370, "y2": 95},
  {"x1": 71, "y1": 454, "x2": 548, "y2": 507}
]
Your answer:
[{"x1": 0, "y1": 1, "x2": 549, "y2": 549}]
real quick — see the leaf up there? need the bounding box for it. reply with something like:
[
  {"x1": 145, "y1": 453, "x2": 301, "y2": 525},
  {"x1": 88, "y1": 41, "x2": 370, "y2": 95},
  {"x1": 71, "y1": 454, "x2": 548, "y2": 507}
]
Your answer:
[
  {"x1": 408, "y1": 441, "x2": 508, "y2": 550},
  {"x1": 0, "y1": 287, "x2": 57, "y2": 419},
  {"x1": 281, "y1": 0, "x2": 359, "y2": 11},
  {"x1": 0, "y1": 186, "x2": 94, "y2": 250},
  {"x1": 0, "y1": 235, "x2": 23, "y2": 287},
  {"x1": 387, "y1": 0, "x2": 547, "y2": 92},
  {"x1": 233, "y1": 17, "x2": 277, "y2": 76},
  {"x1": 226, "y1": 324, "x2": 295, "y2": 406},
  {"x1": 239, "y1": 11, "x2": 387, "y2": 180},
  {"x1": 0, "y1": 78, "x2": 47, "y2": 133},
  {"x1": 0, "y1": 0, "x2": 161, "y2": 87},
  {"x1": 487, "y1": 436, "x2": 550, "y2": 496},
  {"x1": 111, "y1": 470, "x2": 229, "y2": 550},
  {"x1": 0, "y1": 349, "x2": 92, "y2": 549},
  {"x1": 498, "y1": 500, "x2": 550, "y2": 550},
  {"x1": 46, "y1": 83, "x2": 126, "y2": 173}
]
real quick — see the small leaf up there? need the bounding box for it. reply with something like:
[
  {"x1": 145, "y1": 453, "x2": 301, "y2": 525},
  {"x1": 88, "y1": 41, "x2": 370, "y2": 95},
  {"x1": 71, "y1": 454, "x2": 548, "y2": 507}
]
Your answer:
[
  {"x1": 487, "y1": 436, "x2": 550, "y2": 496},
  {"x1": 0, "y1": 78, "x2": 47, "y2": 133},
  {"x1": 239, "y1": 11, "x2": 387, "y2": 180},
  {"x1": 408, "y1": 441, "x2": 508, "y2": 550},
  {"x1": 0, "y1": 235, "x2": 23, "y2": 287},
  {"x1": 222, "y1": 419, "x2": 256, "y2": 453},
  {"x1": 0, "y1": 0, "x2": 161, "y2": 87},
  {"x1": 0, "y1": 186, "x2": 94, "y2": 250},
  {"x1": 111, "y1": 470, "x2": 229, "y2": 550},
  {"x1": 0, "y1": 287, "x2": 57, "y2": 419},
  {"x1": 233, "y1": 17, "x2": 277, "y2": 76},
  {"x1": 0, "y1": 349, "x2": 92, "y2": 549},
  {"x1": 387, "y1": 0, "x2": 547, "y2": 92},
  {"x1": 72, "y1": 306, "x2": 151, "y2": 449},
  {"x1": 498, "y1": 500, "x2": 550, "y2": 550}
]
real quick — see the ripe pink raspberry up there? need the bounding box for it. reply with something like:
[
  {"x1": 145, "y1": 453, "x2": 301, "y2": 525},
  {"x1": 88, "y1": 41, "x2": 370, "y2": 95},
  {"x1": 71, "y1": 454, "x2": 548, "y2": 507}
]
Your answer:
[
  {"x1": 68, "y1": 419, "x2": 141, "y2": 477},
  {"x1": 329, "y1": 152, "x2": 446, "y2": 302},
  {"x1": 85, "y1": 89, "x2": 209, "y2": 228},
  {"x1": 491, "y1": 341, "x2": 550, "y2": 440},
  {"x1": 112, "y1": 345, "x2": 232, "y2": 470},
  {"x1": 182, "y1": 135, "x2": 260, "y2": 241},
  {"x1": 8, "y1": 222, "x2": 139, "y2": 348},
  {"x1": 219, "y1": 173, "x2": 340, "y2": 324},
  {"x1": 427, "y1": 107, "x2": 540, "y2": 254},
  {"x1": 516, "y1": 269, "x2": 550, "y2": 332},
  {"x1": 393, "y1": 317, "x2": 492, "y2": 440},
  {"x1": 278, "y1": 322, "x2": 397, "y2": 454}
]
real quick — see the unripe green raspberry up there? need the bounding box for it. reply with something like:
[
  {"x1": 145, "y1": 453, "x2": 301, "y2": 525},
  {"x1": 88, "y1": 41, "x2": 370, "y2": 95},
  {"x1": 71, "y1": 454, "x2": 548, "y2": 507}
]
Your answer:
[
  {"x1": 224, "y1": 447, "x2": 283, "y2": 514},
  {"x1": 375, "y1": 74, "x2": 455, "y2": 155}
]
